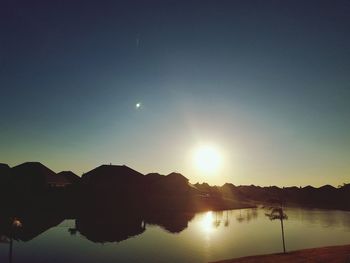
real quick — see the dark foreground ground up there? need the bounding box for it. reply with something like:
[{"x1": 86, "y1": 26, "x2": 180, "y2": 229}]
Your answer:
[{"x1": 211, "y1": 244, "x2": 350, "y2": 263}]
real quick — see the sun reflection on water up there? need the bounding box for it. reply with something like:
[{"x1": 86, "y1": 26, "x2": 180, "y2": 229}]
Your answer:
[{"x1": 200, "y1": 211, "x2": 215, "y2": 234}]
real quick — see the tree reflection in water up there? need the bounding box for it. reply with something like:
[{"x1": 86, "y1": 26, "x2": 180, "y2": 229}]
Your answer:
[
  {"x1": 236, "y1": 208, "x2": 258, "y2": 223},
  {"x1": 199, "y1": 209, "x2": 258, "y2": 235},
  {"x1": 1, "y1": 207, "x2": 350, "y2": 263}
]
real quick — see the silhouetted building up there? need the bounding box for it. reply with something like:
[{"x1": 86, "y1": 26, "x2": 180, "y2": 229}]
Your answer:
[
  {"x1": 11, "y1": 162, "x2": 71, "y2": 191},
  {"x1": 0, "y1": 163, "x2": 12, "y2": 188},
  {"x1": 57, "y1": 171, "x2": 80, "y2": 184}
]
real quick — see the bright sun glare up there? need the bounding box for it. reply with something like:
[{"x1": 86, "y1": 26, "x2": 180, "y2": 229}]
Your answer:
[
  {"x1": 200, "y1": 211, "x2": 214, "y2": 233},
  {"x1": 193, "y1": 145, "x2": 222, "y2": 174}
]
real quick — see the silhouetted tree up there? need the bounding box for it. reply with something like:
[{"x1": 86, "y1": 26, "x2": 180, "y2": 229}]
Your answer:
[{"x1": 265, "y1": 201, "x2": 288, "y2": 253}]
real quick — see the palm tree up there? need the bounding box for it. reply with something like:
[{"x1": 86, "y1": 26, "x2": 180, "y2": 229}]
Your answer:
[{"x1": 265, "y1": 202, "x2": 288, "y2": 253}]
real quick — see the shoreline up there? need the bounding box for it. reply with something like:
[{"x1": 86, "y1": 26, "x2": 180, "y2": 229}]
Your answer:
[{"x1": 211, "y1": 244, "x2": 350, "y2": 263}]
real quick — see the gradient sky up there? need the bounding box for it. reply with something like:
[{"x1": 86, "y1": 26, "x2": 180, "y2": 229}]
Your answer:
[{"x1": 1, "y1": 0, "x2": 350, "y2": 186}]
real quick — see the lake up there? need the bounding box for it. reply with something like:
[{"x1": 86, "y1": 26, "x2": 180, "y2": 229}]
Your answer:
[{"x1": 1, "y1": 207, "x2": 350, "y2": 263}]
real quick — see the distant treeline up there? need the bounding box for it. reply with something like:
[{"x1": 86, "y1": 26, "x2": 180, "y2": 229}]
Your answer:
[{"x1": 195, "y1": 182, "x2": 350, "y2": 211}]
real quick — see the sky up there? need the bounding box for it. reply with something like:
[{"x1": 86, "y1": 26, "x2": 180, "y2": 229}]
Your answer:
[{"x1": 1, "y1": 0, "x2": 350, "y2": 186}]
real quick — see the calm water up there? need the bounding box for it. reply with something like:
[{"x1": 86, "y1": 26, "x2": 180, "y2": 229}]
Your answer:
[{"x1": 1, "y1": 207, "x2": 350, "y2": 263}]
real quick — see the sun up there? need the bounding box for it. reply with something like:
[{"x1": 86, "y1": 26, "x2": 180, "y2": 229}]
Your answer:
[{"x1": 193, "y1": 145, "x2": 222, "y2": 174}]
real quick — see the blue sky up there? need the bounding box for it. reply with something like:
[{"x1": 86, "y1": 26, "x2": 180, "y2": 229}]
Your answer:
[{"x1": 1, "y1": 0, "x2": 350, "y2": 186}]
